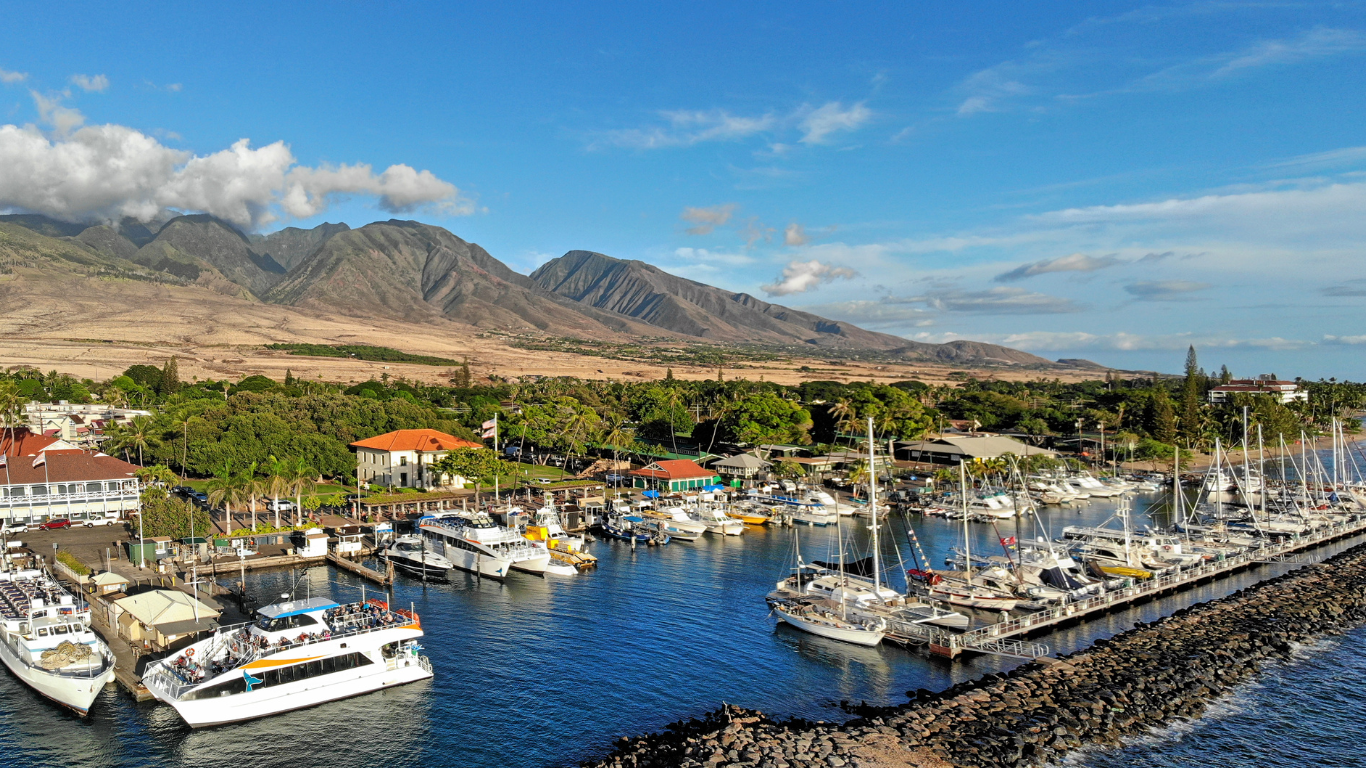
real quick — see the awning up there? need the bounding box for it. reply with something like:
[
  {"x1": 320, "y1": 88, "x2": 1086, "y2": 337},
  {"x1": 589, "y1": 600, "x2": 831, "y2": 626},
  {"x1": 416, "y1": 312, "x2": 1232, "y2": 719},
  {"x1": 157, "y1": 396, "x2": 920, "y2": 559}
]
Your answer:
[{"x1": 154, "y1": 617, "x2": 220, "y2": 636}]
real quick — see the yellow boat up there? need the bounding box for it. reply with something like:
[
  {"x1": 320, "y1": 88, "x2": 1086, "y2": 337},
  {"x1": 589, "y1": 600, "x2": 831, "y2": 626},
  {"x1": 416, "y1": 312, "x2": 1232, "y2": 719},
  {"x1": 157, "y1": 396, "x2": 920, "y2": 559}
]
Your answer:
[
  {"x1": 524, "y1": 525, "x2": 598, "y2": 570},
  {"x1": 1094, "y1": 564, "x2": 1153, "y2": 580},
  {"x1": 727, "y1": 509, "x2": 770, "y2": 525}
]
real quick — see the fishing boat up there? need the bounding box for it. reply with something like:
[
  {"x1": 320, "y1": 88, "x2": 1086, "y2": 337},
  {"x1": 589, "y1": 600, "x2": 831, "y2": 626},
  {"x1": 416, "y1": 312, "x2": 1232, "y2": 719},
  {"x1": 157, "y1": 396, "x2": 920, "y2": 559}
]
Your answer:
[
  {"x1": 419, "y1": 512, "x2": 552, "y2": 579},
  {"x1": 726, "y1": 503, "x2": 771, "y2": 525},
  {"x1": 690, "y1": 504, "x2": 745, "y2": 535},
  {"x1": 382, "y1": 535, "x2": 451, "y2": 581},
  {"x1": 0, "y1": 569, "x2": 116, "y2": 715},
  {"x1": 142, "y1": 596, "x2": 430, "y2": 727},
  {"x1": 642, "y1": 506, "x2": 709, "y2": 540},
  {"x1": 523, "y1": 506, "x2": 598, "y2": 570}
]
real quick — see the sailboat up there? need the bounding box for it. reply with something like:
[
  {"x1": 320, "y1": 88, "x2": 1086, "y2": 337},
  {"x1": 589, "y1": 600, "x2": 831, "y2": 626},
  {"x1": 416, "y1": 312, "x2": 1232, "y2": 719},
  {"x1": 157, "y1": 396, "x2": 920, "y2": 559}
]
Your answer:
[
  {"x1": 770, "y1": 418, "x2": 888, "y2": 646},
  {"x1": 912, "y1": 461, "x2": 1019, "y2": 611}
]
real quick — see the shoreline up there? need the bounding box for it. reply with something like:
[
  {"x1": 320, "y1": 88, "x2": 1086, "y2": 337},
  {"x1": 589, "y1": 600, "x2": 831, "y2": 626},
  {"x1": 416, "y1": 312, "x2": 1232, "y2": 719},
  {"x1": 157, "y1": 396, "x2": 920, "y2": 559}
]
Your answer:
[
  {"x1": 576, "y1": 534, "x2": 1366, "y2": 768},
  {"x1": 1117, "y1": 432, "x2": 1366, "y2": 473}
]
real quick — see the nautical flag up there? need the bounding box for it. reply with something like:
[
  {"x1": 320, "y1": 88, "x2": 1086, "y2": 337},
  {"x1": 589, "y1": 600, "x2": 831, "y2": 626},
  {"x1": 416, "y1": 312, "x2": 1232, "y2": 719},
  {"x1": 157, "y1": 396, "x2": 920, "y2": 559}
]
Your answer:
[
  {"x1": 243, "y1": 669, "x2": 264, "y2": 692},
  {"x1": 1000, "y1": 536, "x2": 1017, "y2": 548},
  {"x1": 32, "y1": 453, "x2": 45, "y2": 468},
  {"x1": 481, "y1": 418, "x2": 497, "y2": 430}
]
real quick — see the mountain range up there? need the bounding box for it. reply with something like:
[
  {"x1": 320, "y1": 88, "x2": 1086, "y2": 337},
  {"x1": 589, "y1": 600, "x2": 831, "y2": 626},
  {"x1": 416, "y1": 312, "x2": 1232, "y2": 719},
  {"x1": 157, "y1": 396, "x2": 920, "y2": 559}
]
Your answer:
[{"x1": 0, "y1": 213, "x2": 1065, "y2": 367}]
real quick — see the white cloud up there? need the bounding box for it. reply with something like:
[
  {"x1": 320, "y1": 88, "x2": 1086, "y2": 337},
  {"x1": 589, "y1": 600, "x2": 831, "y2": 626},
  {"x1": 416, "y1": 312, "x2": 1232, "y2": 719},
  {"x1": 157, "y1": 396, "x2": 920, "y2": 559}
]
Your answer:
[
  {"x1": 1214, "y1": 27, "x2": 1366, "y2": 77},
  {"x1": 798, "y1": 101, "x2": 872, "y2": 144},
  {"x1": 1263, "y1": 145, "x2": 1366, "y2": 173},
  {"x1": 30, "y1": 91, "x2": 85, "y2": 136},
  {"x1": 70, "y1": 74, "x2": 109, "y2": 92},
  {"x1": 784, "y1": 222, "x2": 808, "y2": 246},
  {"x1": 762, "y1": 259, "x2": 858, "y2": 296},
  {"x1": 945, "y1": 330, "x2": 1311, "y2": 353},
  {"x1": 0, "y1": 122, "x2": 468, "y2": 230},
  {"x1": 0, "y1": 68, "x2": 27, "y2": 84},
  {"x1": 679, "y1": 204, "x2": 736, "y2": 235},
  {"x1": 994, "y1": 252, "x2": 1121, "y2": 281},
  {"x1": 899, "y1": 286, "x2": 1083, "y2": 315},
  {"x1": 1124, "y1": 280, "x2": 1211, "y2": 301},
  {"x1": 599, "y1": 110, "x2": 774, "y2": 149},
  {"x1": 671, "y1": 247, "x2": 754, "y2": 266},
  {"x1": 800, "y1": 299, "x2": 934, "y2": 329},
  {"x1": 1323, "y1": 334, "x2": 1366, "y2": 345}
]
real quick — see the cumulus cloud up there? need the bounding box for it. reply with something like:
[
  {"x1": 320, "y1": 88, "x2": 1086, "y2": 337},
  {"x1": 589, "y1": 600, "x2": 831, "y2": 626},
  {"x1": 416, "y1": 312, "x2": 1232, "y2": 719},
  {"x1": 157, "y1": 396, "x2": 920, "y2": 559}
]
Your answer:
[
  {"x1": 31, "y1": 91, "x2": 85, "y2": 136},
  {"x1": 784, "y1": 222, "x2": 808, "y2": 246},
  {"x1": 1123, "y1": 280, "x2": 1212, "y2": 301},
  {"x1": 680, "y1": 204, "x2": 736, "y2": 235},
  {"x1": 0, "y1": 68, "x2": 27, "y2": 84},
  {"x1": 900, "y1": 286, "x2": 1083, "y2": 314},
  {"x1": 762, "y1": 259, "x2": 858, "y2": 296},
  {"x1": 798, "y1": 101, "x2": 872, "y2": 144},
  {"x1": 70, "y1": 74, "x2": 109, "y2": 92},
  {"x1": 0, "y1": 122, "x2": 468, "y2": 230},
  {"x1": 994, "y1": 252, "x2": 1122, "y2": 281}
]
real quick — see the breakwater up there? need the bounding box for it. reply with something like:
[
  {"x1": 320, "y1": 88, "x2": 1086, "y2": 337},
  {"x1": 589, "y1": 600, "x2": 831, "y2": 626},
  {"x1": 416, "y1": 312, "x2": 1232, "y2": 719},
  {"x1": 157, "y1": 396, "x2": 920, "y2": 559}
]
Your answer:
[{"x1": 580, "y1": 539, "x2": 1366, "y2": 768}]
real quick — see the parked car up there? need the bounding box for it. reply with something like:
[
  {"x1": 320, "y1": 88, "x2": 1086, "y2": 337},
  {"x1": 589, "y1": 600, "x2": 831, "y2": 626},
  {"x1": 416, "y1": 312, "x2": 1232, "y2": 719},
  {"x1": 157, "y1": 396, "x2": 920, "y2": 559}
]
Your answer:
[
  {"x1": 1, "y1": 522, "x2": 26, "y2": 535},
  {"x1": 80, "y1": 512, "x2": 120, "y2": 527},
  {"x1": 265, "y1": 499, "x2": 295, "y2": 512},
  {"x1": 38, "y1": 519, "x2": 72, "y2": 531},
  {"x1": 171, "y1": 485, "x2": 193, "y2": 496}
]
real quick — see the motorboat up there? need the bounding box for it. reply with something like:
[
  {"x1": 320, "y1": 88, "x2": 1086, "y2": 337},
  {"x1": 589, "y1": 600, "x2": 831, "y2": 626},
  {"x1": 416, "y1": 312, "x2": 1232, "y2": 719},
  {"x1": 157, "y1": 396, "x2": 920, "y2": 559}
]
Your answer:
[
  {"x1": 419, "y1": 512, "x2": 552, "y2": 579},
  {"x1": 0, "y1": 569, "x2": 115, "y2": 715},
  {"x1": 143, "y1": 596, "x2": 430, "y2": 727},
  {"x1": 690, "y1": 505, "x2": 745, "y2": 535},
  {"x1": 382, "y1": 535, "x2": 451, "y2": 581},
  {"x1": 642, "y1": 506, "x2": 709, "y2": 540}
]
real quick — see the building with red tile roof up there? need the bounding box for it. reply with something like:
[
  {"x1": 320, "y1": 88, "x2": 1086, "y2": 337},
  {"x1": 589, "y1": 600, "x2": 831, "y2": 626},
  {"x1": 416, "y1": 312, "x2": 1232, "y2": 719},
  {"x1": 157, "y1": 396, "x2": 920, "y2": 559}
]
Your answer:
[
  {"x1": 350, "y1": 429, "x2": 483, "y2": 489},
  {"x1": 628, "y1": 459, "x2": 721, "y2": 492},
  {"x1": 0, "y1": 431, "x2": 141, "y2": 526}
]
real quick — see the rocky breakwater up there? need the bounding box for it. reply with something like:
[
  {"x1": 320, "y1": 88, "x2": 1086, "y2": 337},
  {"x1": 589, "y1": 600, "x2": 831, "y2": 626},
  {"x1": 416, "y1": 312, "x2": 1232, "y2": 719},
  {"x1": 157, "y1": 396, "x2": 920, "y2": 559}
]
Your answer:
[{"x1": 579, "y1": 540, "x2": 1366, "y2": 768}]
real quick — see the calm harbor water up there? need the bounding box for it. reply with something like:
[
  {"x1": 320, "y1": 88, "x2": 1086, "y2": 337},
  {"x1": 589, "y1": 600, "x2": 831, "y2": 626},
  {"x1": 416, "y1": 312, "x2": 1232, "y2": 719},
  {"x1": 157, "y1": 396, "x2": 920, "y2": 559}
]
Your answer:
[{"x1": 0, "y1": 486, "x2": 1359, "y2": 768}]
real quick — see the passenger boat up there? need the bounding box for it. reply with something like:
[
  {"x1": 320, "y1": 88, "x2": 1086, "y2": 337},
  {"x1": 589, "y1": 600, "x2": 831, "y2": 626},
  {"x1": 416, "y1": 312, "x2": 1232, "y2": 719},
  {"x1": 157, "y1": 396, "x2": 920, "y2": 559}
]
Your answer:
[
  {"x1": 143, "y1": 597, "x2": 430, "y2": 727},
  {"x1": 383, "y1": 535, "x2": 452, "y2": 581},
  {"x1": 419, "y1": 512, "x2": 552, "y2": 579},
  {"x1": 725, "y1": 503, "x2": 771, "y2": 525},
  {"x1": 0, "y1": 569, "x2": 115, "y2": 715}
]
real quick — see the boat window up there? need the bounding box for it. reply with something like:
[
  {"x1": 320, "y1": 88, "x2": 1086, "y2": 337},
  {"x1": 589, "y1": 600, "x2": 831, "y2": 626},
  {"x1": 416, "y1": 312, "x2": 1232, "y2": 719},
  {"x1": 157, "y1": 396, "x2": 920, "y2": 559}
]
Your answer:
[
  {"x1": 37, "y1": 628, "x2": 48, "y2": 637},
  {"x1": 52, "y1": 624, "x2": 70, "y2": 635}
]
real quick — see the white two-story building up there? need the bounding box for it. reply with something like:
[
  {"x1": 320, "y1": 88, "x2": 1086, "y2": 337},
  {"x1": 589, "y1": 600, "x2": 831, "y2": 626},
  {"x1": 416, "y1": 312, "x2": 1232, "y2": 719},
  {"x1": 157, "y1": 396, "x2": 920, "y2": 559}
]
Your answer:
[
  {"x1": 1, "y1": 428, "x2": 141, "y2": 526},
  {"x1": 350, "y1": 429, "x2": 483, "y2": 489}
]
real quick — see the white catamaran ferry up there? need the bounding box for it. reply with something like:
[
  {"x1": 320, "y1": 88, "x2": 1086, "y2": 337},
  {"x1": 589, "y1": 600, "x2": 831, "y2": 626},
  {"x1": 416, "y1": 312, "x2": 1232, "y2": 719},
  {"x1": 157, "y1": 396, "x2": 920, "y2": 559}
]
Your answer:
[
  {"x1": 0, "y1": 569, "x2": 116, "y2": 714},
  {"x1": 142, "y1": 596, "x2": 430, "y2": 727},
  {"x1": 419, "y1": 512, "x2": 552, "y2": 579}
]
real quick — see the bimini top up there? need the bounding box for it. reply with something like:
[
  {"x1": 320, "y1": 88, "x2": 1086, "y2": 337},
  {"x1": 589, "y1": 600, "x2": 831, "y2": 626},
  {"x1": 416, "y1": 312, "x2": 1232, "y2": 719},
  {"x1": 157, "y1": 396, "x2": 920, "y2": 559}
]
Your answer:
[{"x1": 257, "y1": 597, "x2": 339, "y2": 620}]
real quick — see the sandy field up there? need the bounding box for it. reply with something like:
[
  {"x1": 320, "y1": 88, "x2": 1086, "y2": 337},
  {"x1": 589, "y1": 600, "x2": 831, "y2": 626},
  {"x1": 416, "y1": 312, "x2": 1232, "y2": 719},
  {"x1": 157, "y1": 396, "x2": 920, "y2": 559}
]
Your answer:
[{"x1": 0, "y1": 267, "x2": 1102, "y2": 387}]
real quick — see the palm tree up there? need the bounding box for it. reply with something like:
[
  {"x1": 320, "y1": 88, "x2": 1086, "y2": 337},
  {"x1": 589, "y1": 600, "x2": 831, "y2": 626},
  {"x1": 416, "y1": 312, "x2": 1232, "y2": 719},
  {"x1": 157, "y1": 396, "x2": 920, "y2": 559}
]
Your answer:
[
  {"x1": 828, "y1": 399, "x2": 855, "y2": 443},
  {"x1": 286, "y1": 457, "x2": 318, "y2": 526},
  {"x1": 206, "y1": 463, "x2": 245, "y2": 531},
  {"x1": 239, "y1": 465, "x2": 263, "y2": 532},
  {"x1": 263, "y1": 456, "x2": 292, "y2": 529},
  {"x1": 123, "y1": 415, "x2": 157, "y2": 466}
]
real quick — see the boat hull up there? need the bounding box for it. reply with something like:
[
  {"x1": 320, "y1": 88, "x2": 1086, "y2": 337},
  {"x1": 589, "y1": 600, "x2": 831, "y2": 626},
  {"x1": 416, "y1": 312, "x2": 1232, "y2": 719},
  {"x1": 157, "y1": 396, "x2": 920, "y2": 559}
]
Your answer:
[
  {"x1": 164, "y1": 656, "x2": 432, "y2": 728},
  {"x1": 0, "y1": 633, "x2": 114, "y2": 715},
  {"x1": 774, "y1": 607, "x2": 885, "y2": 647}
]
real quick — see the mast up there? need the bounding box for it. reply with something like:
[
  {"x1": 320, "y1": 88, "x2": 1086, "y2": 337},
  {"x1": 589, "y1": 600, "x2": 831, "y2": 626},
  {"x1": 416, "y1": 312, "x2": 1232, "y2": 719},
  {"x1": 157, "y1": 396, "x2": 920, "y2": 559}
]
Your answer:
[
  {"x1": 867, "y1": 417, "x2": 880, "y2": 600},
  {"x1": 960, "y1": 461, "x2": 971, "y2": 579},
  {"x1": 835, "y1": 495, "x2": 846, "y2": 619}
]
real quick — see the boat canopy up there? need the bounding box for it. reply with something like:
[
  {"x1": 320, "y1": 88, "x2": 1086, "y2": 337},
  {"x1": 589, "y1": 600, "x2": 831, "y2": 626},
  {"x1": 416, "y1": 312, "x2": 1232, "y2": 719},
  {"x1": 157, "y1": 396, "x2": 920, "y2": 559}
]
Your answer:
[{"x1": 256, "y1": 597, "x2": 339, "y2": 619}]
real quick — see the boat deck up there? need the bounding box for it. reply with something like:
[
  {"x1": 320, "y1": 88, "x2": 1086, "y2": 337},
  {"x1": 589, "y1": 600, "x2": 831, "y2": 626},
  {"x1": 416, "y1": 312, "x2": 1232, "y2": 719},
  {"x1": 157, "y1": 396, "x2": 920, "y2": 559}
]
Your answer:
[{"x1": 886, "y1": 515, "x2": 1366, "y2": 659}]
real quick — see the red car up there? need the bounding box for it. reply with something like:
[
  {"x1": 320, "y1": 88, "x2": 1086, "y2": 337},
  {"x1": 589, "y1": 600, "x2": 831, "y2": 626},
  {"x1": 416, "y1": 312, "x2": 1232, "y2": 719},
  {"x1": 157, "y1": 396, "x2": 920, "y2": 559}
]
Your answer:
[{"x1": 37, "y1": 519, "x2": 72, "y2": 531}]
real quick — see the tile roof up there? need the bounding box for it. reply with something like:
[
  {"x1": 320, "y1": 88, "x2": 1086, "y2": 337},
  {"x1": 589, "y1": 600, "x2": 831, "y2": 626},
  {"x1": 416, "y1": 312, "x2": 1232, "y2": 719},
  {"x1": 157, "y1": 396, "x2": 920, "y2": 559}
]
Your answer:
[
  {"x1": 0, "y1": 428, "x2": 61, "y2": 457},
  {"x1": 349, "y1": 428, "x2": 482, "y2": 453},
  {"x1": 0, "y1": 452, "x2": 140, "y2": 484},
  {"x1": 628, "y1": 459, "x2": 715, "y2": 480}
]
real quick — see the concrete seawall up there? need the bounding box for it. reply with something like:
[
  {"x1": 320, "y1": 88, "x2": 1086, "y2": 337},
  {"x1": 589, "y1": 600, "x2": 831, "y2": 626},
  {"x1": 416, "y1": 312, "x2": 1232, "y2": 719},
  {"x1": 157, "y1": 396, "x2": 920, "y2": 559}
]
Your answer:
[{"x1": 579, "y1": 540, "x2": 1366, "y2": 768}]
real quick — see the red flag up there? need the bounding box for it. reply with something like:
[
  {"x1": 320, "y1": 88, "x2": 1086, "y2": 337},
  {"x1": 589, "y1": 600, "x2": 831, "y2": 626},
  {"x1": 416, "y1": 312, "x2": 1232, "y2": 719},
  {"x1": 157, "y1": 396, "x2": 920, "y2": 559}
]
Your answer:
[{"x1": 1000, "y1": 536, "x2": 1016, "y2": 547}]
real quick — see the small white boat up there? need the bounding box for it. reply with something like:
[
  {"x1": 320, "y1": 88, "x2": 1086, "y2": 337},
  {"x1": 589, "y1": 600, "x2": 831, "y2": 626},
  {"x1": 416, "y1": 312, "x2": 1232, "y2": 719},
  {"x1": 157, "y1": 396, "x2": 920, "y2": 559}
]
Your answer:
[
  {"x1": 0, "y1": 569, "x2": 116, "y2": 715},
  {"x1": 690, "y1": 505, "x2": 745, "y2": 535}
]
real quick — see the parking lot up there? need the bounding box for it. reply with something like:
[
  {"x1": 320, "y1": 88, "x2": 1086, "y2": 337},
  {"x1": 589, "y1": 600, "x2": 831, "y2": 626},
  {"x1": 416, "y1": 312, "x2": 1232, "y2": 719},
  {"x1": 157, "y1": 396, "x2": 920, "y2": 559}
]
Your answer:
[{"x1": 11, "y1": 519, "x2": 132, "y2": 572}]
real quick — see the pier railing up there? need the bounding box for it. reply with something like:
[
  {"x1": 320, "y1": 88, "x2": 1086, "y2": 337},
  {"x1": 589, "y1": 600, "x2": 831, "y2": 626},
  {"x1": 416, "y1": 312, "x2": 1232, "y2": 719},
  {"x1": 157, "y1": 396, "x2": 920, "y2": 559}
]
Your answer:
[{"x1": 913, "y1": 516, "x2": 1366, "y2": 658}]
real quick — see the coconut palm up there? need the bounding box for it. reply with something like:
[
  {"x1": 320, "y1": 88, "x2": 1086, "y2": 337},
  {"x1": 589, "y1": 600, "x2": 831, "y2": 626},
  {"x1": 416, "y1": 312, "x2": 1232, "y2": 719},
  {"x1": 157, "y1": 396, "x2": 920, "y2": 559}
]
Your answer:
[
  {"x1": 206, "y1": 463, "x2": 246, "y2": 531},
  {"x1": 123, "y1": 415, "x2": 158, "y2": 466},
  {"x1": 286, "y1": 457, "x2": 318, "y2": 526},
  {"x1": 263, "y1": 456, "x2": 292, "y2": 528}
]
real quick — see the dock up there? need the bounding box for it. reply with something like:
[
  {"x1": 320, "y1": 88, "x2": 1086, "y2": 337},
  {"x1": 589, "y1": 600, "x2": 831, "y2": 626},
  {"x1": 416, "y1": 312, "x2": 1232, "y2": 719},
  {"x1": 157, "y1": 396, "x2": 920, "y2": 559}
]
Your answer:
[
  {"x1": 889, "y1": 515, "x2": 1366, "y2": 659},
  {"x1": 326, "y1": 551, "x2": 394, "y2": 586}
]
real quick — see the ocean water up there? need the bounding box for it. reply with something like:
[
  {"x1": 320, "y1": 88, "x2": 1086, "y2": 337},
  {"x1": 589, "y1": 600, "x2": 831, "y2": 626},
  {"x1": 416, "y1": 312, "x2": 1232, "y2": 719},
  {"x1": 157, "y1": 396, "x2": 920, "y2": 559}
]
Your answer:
[{"x1": 0, "y1": 488, "x2": 1360, "y2": 768}]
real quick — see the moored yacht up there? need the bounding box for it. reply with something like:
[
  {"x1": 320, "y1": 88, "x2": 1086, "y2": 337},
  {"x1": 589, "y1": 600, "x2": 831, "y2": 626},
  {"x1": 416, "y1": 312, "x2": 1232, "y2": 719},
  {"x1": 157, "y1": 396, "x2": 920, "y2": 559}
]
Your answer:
[
  {"x1": 420, "y1": 512, "x2": 552, "y2": 579},
  {"x1": 0, "y1": 569, "x2": 115, "y2": 715},
  {"x1": 143, "y1": 597, "x2": 430, "y2": 727},
  {"x1": 383, "y1": 535, "x2": 452, "y2": 581}
]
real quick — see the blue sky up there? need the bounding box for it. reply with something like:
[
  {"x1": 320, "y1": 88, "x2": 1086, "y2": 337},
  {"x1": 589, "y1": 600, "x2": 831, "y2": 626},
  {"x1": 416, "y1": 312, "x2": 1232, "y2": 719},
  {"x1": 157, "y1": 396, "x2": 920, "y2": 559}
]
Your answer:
[{"x1": 3, "y1": 2, "x2": 1366, "y2": 377}]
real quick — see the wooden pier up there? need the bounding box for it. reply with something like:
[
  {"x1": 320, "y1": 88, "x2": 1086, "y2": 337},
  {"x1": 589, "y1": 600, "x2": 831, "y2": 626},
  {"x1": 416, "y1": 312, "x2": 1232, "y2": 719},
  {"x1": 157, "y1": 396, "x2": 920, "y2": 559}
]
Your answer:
[
  {"x1": 889, "y1": 515, "x2": 1366, "y2": 659},
  {"x1": 326, "y1": 552, "x2": 394, "y2": 586}
]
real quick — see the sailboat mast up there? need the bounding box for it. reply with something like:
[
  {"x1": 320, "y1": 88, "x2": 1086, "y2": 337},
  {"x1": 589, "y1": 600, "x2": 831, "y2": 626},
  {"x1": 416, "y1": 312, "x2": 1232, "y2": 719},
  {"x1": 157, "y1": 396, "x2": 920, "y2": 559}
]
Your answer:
[
  {"x1": 960, "y1": 461, "x2": 971, "y2": 579},
  {"x1": 867, "y1": 416, "x2": 881, "y2": 599}
]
